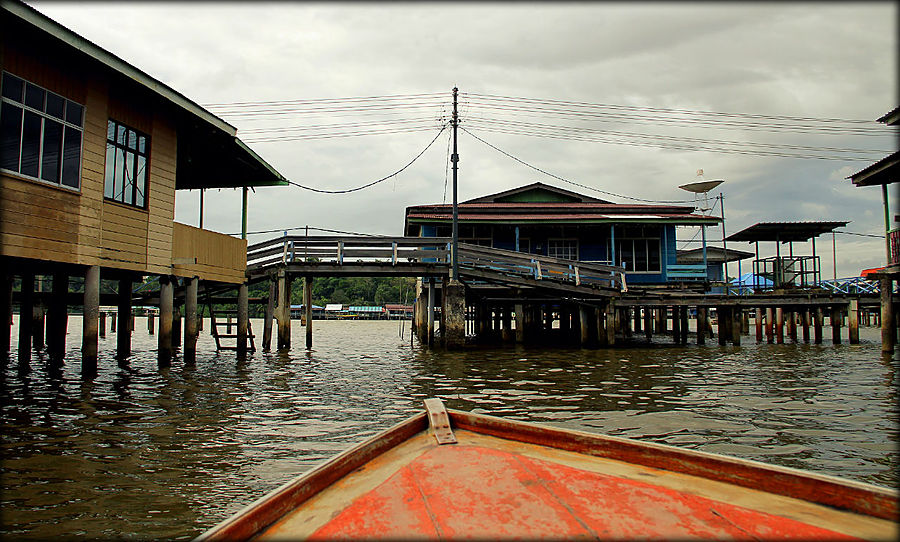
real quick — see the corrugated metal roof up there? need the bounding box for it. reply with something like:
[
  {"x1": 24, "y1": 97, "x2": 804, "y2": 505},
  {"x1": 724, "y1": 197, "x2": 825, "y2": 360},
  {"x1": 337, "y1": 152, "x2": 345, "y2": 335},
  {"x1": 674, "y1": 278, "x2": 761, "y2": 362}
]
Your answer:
[
  {"x1": 406, "y1": 212, "x2": 718, "y2": 223},
  {"x1": 349, "y1": 306, "x2": 384, "y2": 313},
  {"x1": 726, "y1": 221, "x2": 849, "y2": 243}
]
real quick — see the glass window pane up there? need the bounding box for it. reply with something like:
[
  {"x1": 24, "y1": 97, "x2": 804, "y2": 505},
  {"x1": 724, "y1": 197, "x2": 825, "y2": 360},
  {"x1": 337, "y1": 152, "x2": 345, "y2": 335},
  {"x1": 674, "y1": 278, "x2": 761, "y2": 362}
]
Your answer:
[
  {"x1": 116, "y1": 124, "x2": 126, "y2": 145},
  {"x1": 135, "y1": 155, "x2": 146, "y2": 207},
  {"x1": 124, "y1": 151, "x2": 135, "y2": 204},
  {"x1": 2, "y1": 73, "x2": 24, "y2": 102},
  {"x1": 114, "y1": 146, "x2": 125, "y2": 201},
  {"x1": 104, "y1": 143, "x2": 116, "y2": 198},
  {"x1": 24, "y1": 83, "x2": 44, "y2": 110},
  {"x1": 127, "y1": 129, "x2": 136, "y2": 150},
  {"x1": 107, "y1": 119, "x2": 116, "y2": 142},
  {"x1": 46, "y1": 92, "x2": 64, "y2": 120},
  {"x1": 648, "y1": 240, "x2": 660, "y2": 271},
  {"x1": 0, "y1": 102, "x2": 23, "y2": 171},
  {"x1": 20, "y1": 111, "x2": 41, "y2": 177},
  {"x1": 61, "y1": 126, "x2": 81, "y2": 188},
  {"x1": 635, "y1": 239, "x2": 647, "y2": 272},
  {"x1": 66, "y1": 102, "x2": 84, "y2": 127},
  {"x1": 40, "y1": 119, "x2": 62, "y2": 183},
  {"x1": 138, "y1": 135, "x2": 146, "y2": 153}
]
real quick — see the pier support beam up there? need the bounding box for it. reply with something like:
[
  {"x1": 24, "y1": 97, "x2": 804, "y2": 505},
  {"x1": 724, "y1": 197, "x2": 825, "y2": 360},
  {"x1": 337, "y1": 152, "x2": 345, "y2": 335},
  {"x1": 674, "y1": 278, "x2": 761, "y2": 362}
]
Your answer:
[
  {"x1": 277, "y1": 269, "x2": 292, "y2": 351},
  {"x1": 148, "y1": 312, "x2": 155, "y2": 335},
  {"x1": 115, "y1": 277, "x2": 132, "y2": 359},
  {"x1": 501, "y1": 306, "x2": 512, "y2": 342},
  {"x1": 443, "y1": 280, "x2": 466, "y2": 348},
  {"x1": 263, "y1": 277, "x2": 275, "y2": 351},
  {"x1": 595, "y1": 307, "x2": 608, "y2": 347},
  {"x1": 414, "y1": 280, "x2": 427, "y2": 344},
  {"x1": 882, "y1": 278, "x2": 895, "y2": 352},
  {"x1": 304, "y1": 277, "x2": 313, "y2": 350},
  {"x1": 606, "y1": 300, "x2": 616, "y2": 346},
  {"x1": 717, "y1": 307, "x2": 727, "y2": 346},
  {"x1": 655, "y1": 307, "x2": 666, "y2": 334},
  {"x1": 831, "y1": 306, "x2": 842, "y2": 345},
  {"x1": 427, "y1": 280, "x2": 435, "y2": 347},
  {"x1": 32, "y1": 302, "x2": 45, "y2": 350},
  {"x1": 731, "y1": 305, "x2": 742, "y2": 346},
  {"x1": 672, "y1": 306, "x2": 681, "y2": 345},
  {"x1": 99, "y1": 312, "x2": 106, "y2": 338},
  {"x1": 755, "y1": 308, "x2": 763, "y2": 343},
  {"x1": 579, "y1": 305, "x2": 591, "y2": 347},
  {"x1": 802, "y1": 308, "x2": 811, "y2": 343},
  {"x1": 158, "y1": 276, "x2": 174, "y2": 366},
  {"x1": 172, "y1": 306, "x2": 182, "y2": 348},
  {"x1": 237, "y1": 282, "x2": 249, "y2": 358},
  {"x1": 679, "y1": 306, "x2": 689, "y2": 344},
  {"x1": 787, "y1": 309, "x2": 797, "y2": 343},
  {"x1": 2, "y1": 273, "x2": 12, "y2": 356},
  {"x1": 644, "y1": 307, "x2": 652, "y2": 341},
  {"x1": 514, "y1": 303, "x2": 525, "y2": 344},
  {"x1": 47, "y1": 272, "x2": 68, "y2": 362},
  {"x1": 697, "y1": 307, "x2": 707, "y2": 345},
  {"x1": 184, "y1": 277, "x2": 199, "y2": 363},
  {"x1": 848, "y1": 299, "x2": 859, "y2": 345},
  {"x1": 775, "y1": 307, "x2": 784, "y2": 345},
  {"x1": 82, "y1": 266, "x2": 100, "y2": 374},
  {"x1": 814, "y1": 307, "x2": 824, "y2": 344},
  {"x1": 765, "y1": 307, "x2": 774, "y2": 343},
  {"x1": 18, "y1": 272, "x2": 34, "y2": 364}
]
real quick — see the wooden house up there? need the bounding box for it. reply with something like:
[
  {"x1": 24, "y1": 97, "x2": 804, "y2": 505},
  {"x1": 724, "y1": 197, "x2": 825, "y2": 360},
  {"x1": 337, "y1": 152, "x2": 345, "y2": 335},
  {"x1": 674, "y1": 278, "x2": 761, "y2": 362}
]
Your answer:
[
  {"x1": 1, "y1": 0, "x2": 287, "y2": 365},
  {"x1": 404, "y1": 182, "x2": 720, "y2": 286}
]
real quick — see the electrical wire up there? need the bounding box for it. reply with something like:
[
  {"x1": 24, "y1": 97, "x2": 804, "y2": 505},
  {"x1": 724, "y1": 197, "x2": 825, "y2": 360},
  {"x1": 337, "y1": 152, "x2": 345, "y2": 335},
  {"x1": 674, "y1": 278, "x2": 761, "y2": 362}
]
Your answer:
[{"x1": 285, "y1": 123, "x2": 448, "y2": 193}]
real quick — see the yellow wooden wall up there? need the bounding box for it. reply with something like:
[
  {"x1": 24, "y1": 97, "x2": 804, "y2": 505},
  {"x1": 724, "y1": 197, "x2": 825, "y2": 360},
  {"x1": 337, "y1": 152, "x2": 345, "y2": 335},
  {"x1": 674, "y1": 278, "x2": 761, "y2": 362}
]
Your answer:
[{"x1": 1, "y1": 21, "x2": 236, "y2": 282}]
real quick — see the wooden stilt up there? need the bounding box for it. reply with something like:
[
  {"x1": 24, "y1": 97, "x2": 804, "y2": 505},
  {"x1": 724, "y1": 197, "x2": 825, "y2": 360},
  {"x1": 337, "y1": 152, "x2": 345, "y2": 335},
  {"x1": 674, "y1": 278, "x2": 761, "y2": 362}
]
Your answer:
[
  {"x1": 765, "y1": 307, "x2": 774, "y2": 343},
  {"x1": 596, "y1": 307, "x2": 608, "y2": 347},
  {"x1": 427, "y1": 280, "x2": 435, "y2": 346},
  {"x1": 147, "y1": 312, "x2": 155, "y2": 335},
  {"x1": 277, "y1": 269, "x2": 292, "y2": 350},
  {"x1": 1, "y1": 273, "x2": 12, "y2": 356},
  {"x1": 47, "y1": 272, "x2": 68, "y2": 361},
  {"x1": 775, "y1": 307, "x2": 784, "y2": 344},
  {"x1": 172, "y1": 306, "x2": 182, "y2": 348},
  {"x1": 501, "y1": 306, "x2": 512, "y2": 342},
  {"x1": 159, "y1": 276, "x2": 174, "y2": 366},
  {"x1": 237, "y1": 282, "x2": 249, "y2": 358},
  {"x1": 263, "y1": 277, "x2": 275, "y2": 351},
  {"x1": 82, "y1": 266, "x2": 100, "y2": 373},
  {"x1": 644, "y1": 307, "x2": 652, "y2": 341},
  {"x1": 514, "y1": 303, "x2": 525, "y2": 344},
  {"x1": 787, "y1": 309, "x2": 797, "y2": 342},
  {"x1": 882, "y1": 278, "x2": 895, "y2": 353},
  {"x1": 731, "y1": 305, "x2": 742, "y2": 346},
  {"x1": 814, "y1": 307, "x2": 824, "y2": 344},
  {"x1": 697, "y1": 306, "x2": 707, "y2": 345},
  {"x1": 115, "y1": 277, "x2": 132, "y2": 359},
  {"x1": 304, "y1": 276, "x2": 313, "y2": 350},
  {"x1": 110, "y1": 311, "x2": 117, "y2": 333},
  {"x1": 99, "y1": 312, "x2": 106, "y2": 338},
  {"x1": 442, "y1": 279, "x2": 466, "y2": 348},
  {"x1": 848, "y1": 299, "x2": 859, "y2": 345},
  {"x1": 606, "y1": 300, "x2": 616, "y2": 346},
  {"x1": 802, "y1": 308, "x2": 810, "y2": 343},
  {"x1": 185, "y1": 277, "x2": 199, "y2": 362},
  {"x1": 755, "y1": 308, "x2": 763, "y2": 343},
  {"x1": 18, "y1": 272, "x2": 34, "y2": 363},
  {"x1": 672, "y1": 306, "x2": 682, "y2": 345},
  {"x1": 656, "y1": 307, "x2": 665, "y2": 334},
  {"x1": 32, "y1": 302, "x2": 45, "y2": 350},
  {"x1": 717, "y1": 307, "x2": 727, "y2": 346},
  {"x1": 680, "y1": 306, "x2": 689, "y2": 344},
  {"x1": 831, "y1": 306, "x2": 842, "y2": 345}
]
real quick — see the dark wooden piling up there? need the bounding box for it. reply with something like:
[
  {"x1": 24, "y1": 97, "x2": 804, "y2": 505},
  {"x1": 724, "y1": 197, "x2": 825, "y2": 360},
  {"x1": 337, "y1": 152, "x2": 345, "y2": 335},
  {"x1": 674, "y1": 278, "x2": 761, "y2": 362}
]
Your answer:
[
  {"x1": 606, "y1": 300, "x2": 616, "y2": 346},
  {"x1": 814, "y1": 307, "x2": 824, "y2": 344},
  {"x1": 501, "y1": 306, "x2": 512, "y2": 342},
  {"x1": 514, "y1": 302, "x2": 525, "y2": 343},
  {"x1": 277, "y1": 269, "x2": 292, "y2": 350},
  {"x1": 426, "y1": 280, "x2": 435, "y2": 347},
  {"x1": 185, "y1": 277, "x2": 199, "y2": 363},
  {"x1": 82, "y1": 265, "x2": 100, "y2": 373},
  {"x1": 775, "y1": 307, "x2": 785, "y2": 345},
  {"x1": 110, "y1": 311, "x2": 117, "y2": 332},
  {"x1": 697, "y1": 306, "x2": 707, "y2": 345},
  {"x1": 755, "y1": 308, "x2": 763, "y2": 343},
  {"x1": 47, "y1": 272, "x2": 68, "y2": 361},
  {"x1": 831, "y1": 306, "x2": 842, "y2": 345},
  {"x1": 802, "y1": 308, "x2": 811, "y2": 343},
  {"x1": 159, "y1": 276, "x2": 174, "y2": 366},
  {"x1": 237, "y1": 282, "x2": 249, "y2": 358},
  {"x1": 848, "y1": 299, "x2": 859, "y2": 345},
  {"x1": 263, "y1": 278, "x2": 275, "y2": 351},
  {"x1": 442, "y1": 280, "x2": 466, "y2": 348},
  {"x1": 18, "y1": 272, "x2": 34, "y2": 364},
  {"x1": 304, "y1": 277, "x2": 313, "y2": 350},
  {"x1": 99, "y1": 312, "x2": 106, "y2": 338},
  {"x1": 2, "y1": 273, "x2": 12, "y2": 356},
  {"x1": 672, "y1": 306, "x2": 682, "y2": 345},
  {"x1": 32, "y1": 303, "x2": 44, "y2": 350},
  {"x1": 679, "y1": 306, "x2": 689, "y2": 344},
  {"x1": 731, "y1": 305, "x2": 742, "y2": 346},
  {"x1": 765, "y1": 307, "x2": 774, "y2": 343},
  {"x1": 788, "y1": 309, "x2": 797, "y2": 343},
  {"x1": 643, "y1": 307, "x2": 652, "y2": 341},
  {"x1": 172, "y1": 306, "x2": 182, "y2": 348},
  {"x1": 147, "y1": 312, "x2": 155, "y2": 335},
  {"x1": 882, "y1": 278, "x2": 895, "y2": 352}
]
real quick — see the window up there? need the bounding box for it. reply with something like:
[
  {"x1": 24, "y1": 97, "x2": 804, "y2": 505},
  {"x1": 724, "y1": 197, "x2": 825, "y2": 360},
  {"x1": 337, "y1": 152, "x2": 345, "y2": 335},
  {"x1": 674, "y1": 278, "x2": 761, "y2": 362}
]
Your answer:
[
  {"x1": 0, "y1": 72, "x2": 84, "y2": 189},
  {"x1": 548, "y1": 238, "x2": 578, "y2": 260},
  {"x1": 612, "y1": 225, "x2": 661, "y2": 272},
  {"x1": 104, "y1": 119, "x2": 149, "y2": 208}
]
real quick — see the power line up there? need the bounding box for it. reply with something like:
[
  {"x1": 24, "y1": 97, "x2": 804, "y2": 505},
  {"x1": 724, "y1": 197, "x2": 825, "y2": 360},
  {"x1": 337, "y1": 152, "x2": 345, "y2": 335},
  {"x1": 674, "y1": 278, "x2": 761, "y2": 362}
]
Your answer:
[
  {"x1": 285, "y1": 123, "x2": 448, "y2": 194},
  {"x1": 460, "y1": 126, "x2": 696, "y2": 204}
]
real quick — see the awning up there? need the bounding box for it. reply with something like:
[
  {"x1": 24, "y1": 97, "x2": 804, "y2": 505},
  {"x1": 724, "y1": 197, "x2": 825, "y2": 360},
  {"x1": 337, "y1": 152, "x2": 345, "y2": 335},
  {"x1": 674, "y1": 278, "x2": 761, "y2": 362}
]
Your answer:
[{"x1": 726, "y1": 221, "x2": 849, "y2": 243}]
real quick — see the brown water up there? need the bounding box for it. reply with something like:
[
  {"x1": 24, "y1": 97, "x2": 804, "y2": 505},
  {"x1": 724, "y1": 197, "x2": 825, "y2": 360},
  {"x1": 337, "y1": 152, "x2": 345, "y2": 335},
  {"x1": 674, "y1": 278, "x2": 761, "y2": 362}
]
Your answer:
[{"x1": 1, "y1": 317, "x2": 897, "y2": 540}]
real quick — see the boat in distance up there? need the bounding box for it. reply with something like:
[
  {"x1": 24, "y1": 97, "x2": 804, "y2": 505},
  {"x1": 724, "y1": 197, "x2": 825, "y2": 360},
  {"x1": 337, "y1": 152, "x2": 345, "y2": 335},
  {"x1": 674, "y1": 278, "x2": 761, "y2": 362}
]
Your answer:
[{"x1": 195, "y1": 398, "x2": 898, "y2": 541}]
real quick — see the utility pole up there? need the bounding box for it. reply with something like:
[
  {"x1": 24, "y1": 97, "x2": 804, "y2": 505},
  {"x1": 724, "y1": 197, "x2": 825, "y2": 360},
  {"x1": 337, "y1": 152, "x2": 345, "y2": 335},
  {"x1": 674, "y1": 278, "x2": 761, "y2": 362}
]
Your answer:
[
  {"x1": 451, "y1": 87, "x2": 459, "y2": 280},
  {"x1": 720, "y1": 192, "x2": 728, "y2": 296}
]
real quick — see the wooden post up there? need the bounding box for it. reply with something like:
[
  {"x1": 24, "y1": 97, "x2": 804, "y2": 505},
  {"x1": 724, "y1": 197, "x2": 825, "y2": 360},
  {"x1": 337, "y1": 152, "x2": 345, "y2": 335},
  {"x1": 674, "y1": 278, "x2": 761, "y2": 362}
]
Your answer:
[
  {"x1": 1, "y1": 273, "x2": 12, "y2": 356},
  {"x1": 765, "y1": 307, "x2": 774, "y2": 343},
  {"x1": 18, "y1": 272, "x2": 34, "y2": 363},
  {"x1": 742, "y1": 310, "x2": 750, "y2": 334},
  {"x1": 414, "y1": 279, "x2": 427, "y2": 344},
  {"x1": 237, "y1": 282, "x2": 249, "y2": 358},
  {"x1": 623, "y1": 308, "x2": 633, "y2": 339},
  {"x1": 147, "y1": 312, "x2": 155, "y2": 335},
  {"x1": 304, "y1": 276, "x2": 313, "y2": 350},
  {"x1": 717, "y1": 307, "x2": 727, "y2": 346},
  {"x1": 814, "y1": 307, "x2": 824, "y2": 344},
  {"x1": 427, "y1": 280, "x2": 435, "y2": 346},
  {"x1": 633, "y1": 307, "x2": 641, "y2": 333},
  {"x1": 644, "y1": 307, "x2": 652, "y2": 341},
  {"x1": 775, "y1": 307, "x2": 784, "y2": 344},
  {"x1": 172, "y1": 306, "x2": 182, "y2": 348},
  {"x1": 787, "y1": 309, "x2": 797, "y2": 342},
  {"x1": 159, "y1": 276, "x2": 174, "y2": 366},
  {"x1": 731, "y1": 305, "x2": 742, "y2": 346},
  {"x1": 680, "y1": 306, "x2": 689, "y2": 344},
  {"x1": 32, "y1": 303, "x2": 45, "y2": 350},
  {"x1": 606, "y1": 300, "x2": 616, "y2": 346},
  {"x1": 114, "y1": 277, "x2": 132, "y2": 359},
  {"x1": 672, "y1": 306, "x2": 682, "y2": 345},
  {"x1": 263, "y1": 277, "x2": 275, "y2": 351},
  {"x1": 514, "y1": 302, "x2": 525, "y2": 344},
  {"x1": 99, "y1": 312, "x2": 106, "y2": 338},
  {"x1": 82, "y1": 266, "x2": 100, "y2": 373},
  {"x1": 882, "y1": 278, "x2": 895, "y2": 353},
  {"x1": 802, "y1": 308, "x2": 811, "y2": 343},
  {"x1": 596, "y1": 307, "x2": 608, "y2": 347},
  {"x1": 697, "y1": 306, "x2": 707, "y2": 345},
  {"x1": 755, "y1": 308, "x2": 763, "y2": 343},
  {"x1": 655, "y1": 307, "x2": 665, "y2": 334},
  {"x1": 579, "y1": 305, "x2": 591, "y2": 347},
  {"x1": 110, "y1": 311, "x2": 117, "y2": 332},
  {"x1": 185, "y1": 277, "x2": 199, "y2": 363},
  {"x1": 848, "y1": 299, "x2": 859, "y2": 345},
  {"x1": 501, "y1": 306, "x2": 512, "y2": 342},
  {"x1": 831, "y1": 306, "x2": 842, "y2": 345},
  {"x1": 47, "y1": 272, "x2": 68, "y2": 361},
  {"x1": 277, "y1": 269, "x2": 292, "y2": 351}
]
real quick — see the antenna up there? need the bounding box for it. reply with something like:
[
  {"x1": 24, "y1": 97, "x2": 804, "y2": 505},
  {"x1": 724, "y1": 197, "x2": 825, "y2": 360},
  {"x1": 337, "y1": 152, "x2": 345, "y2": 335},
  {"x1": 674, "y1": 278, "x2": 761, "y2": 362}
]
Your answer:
[{"x1": 678, "y1": 170, "x2": 724, "y2": 214}]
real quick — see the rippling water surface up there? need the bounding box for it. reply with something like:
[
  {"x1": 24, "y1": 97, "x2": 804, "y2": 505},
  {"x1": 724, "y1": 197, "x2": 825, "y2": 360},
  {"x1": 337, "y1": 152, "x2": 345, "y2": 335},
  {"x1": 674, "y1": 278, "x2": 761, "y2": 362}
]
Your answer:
[{"x1": 1, "y1": 317, "x2": 897, "y2": 539}]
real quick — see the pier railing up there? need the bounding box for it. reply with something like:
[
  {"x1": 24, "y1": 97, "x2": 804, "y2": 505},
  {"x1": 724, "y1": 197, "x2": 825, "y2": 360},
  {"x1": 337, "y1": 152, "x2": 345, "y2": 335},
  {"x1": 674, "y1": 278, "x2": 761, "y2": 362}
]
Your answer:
[
  {"x1": 457, "y1": 243, "x2": 625, "y2": 291},
  {"x1": 247, "y1": 235, "x2": 452, "y2": 270}
]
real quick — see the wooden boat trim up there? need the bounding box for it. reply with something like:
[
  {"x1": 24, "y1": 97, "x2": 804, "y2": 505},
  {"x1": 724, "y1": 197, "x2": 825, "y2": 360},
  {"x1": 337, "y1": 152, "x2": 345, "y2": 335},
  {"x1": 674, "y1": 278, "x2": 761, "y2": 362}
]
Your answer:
[
  {"x1": 194, "y1": 412, "x2": 427, "y2": 542},
  {"x1": 447, "y1": 408, "x2": 899, "y2": 521}
]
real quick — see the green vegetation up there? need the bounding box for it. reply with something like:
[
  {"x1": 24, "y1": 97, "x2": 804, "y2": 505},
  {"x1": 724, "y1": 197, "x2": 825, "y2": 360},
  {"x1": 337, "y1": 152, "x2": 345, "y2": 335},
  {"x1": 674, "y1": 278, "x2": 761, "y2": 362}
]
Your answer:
[{"x1": 247, "y1": 276, "x2": 416, "y2": 315}]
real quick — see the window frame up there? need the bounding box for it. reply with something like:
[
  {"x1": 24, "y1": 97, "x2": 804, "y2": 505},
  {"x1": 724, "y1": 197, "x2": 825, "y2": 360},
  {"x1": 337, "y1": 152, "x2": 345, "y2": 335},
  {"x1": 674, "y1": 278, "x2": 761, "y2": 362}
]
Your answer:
[
  {"x1": 547, "y1": 238, "x2": 579, "y2": 261},
  {"x1": 611, "y1": 225, "x2": 662, "y2": 273},
  {"x1": 0, "y1": 71, "x2": 84, "y2": 192},
  {"x1": 104, "y1": 118, "x2": 150, "y2": 209}
]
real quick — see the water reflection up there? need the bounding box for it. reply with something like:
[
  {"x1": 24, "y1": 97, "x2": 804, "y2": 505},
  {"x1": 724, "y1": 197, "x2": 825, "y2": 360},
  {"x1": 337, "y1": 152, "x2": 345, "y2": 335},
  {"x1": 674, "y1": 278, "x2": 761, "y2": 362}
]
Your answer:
[{"x1": 0, "y1": 318, "x2": 897, "y2": 540}]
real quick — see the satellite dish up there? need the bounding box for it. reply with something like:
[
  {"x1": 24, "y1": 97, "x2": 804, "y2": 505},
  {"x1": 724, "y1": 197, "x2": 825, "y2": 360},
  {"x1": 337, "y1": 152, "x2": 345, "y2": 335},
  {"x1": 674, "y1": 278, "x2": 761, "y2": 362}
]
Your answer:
[{"x1": 678, "y1": 179, "x2": 725, "y2": 194}]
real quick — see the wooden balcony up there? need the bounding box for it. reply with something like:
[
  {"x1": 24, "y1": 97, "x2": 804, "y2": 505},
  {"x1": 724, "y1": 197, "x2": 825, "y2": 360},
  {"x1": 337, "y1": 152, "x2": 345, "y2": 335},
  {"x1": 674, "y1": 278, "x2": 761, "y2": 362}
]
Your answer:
[
  {"x1": 890, "y1": 229, "x2": 900, "y2": 266},
  {"x1": 171, "y1": 222, "x2": 247, "y2": 284}
]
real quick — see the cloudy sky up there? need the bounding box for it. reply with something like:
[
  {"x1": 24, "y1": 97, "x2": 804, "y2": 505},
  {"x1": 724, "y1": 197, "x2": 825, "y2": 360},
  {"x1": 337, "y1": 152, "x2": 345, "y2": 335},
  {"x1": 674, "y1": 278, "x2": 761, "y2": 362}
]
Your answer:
[{"x1": 29, "y1": 1, "x2": 898, "y2": 278}]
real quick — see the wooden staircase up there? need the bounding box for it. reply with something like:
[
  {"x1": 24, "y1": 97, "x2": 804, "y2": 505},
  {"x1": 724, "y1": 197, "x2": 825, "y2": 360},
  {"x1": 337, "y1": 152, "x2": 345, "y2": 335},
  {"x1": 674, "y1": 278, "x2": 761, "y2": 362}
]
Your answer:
[{"x1": 206, "y1": 297, "x2": 257, "y2": 352}]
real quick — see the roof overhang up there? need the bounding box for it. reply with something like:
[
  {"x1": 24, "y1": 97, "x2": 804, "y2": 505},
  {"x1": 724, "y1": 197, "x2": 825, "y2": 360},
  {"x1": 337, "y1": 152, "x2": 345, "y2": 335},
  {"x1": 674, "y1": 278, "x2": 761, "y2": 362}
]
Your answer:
[
  {"x1": 726, "y1": 221, "x2": 849, "y2": 243},
  {"x1": 848, "y1": 151, "x2": 900, "y2": 187},
  {"x1": 877, "y1": 106, "x2": 900, "y2": 126},
  {"x1": 677, "y1": 246, "x2": 755, "y2": 264}
]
